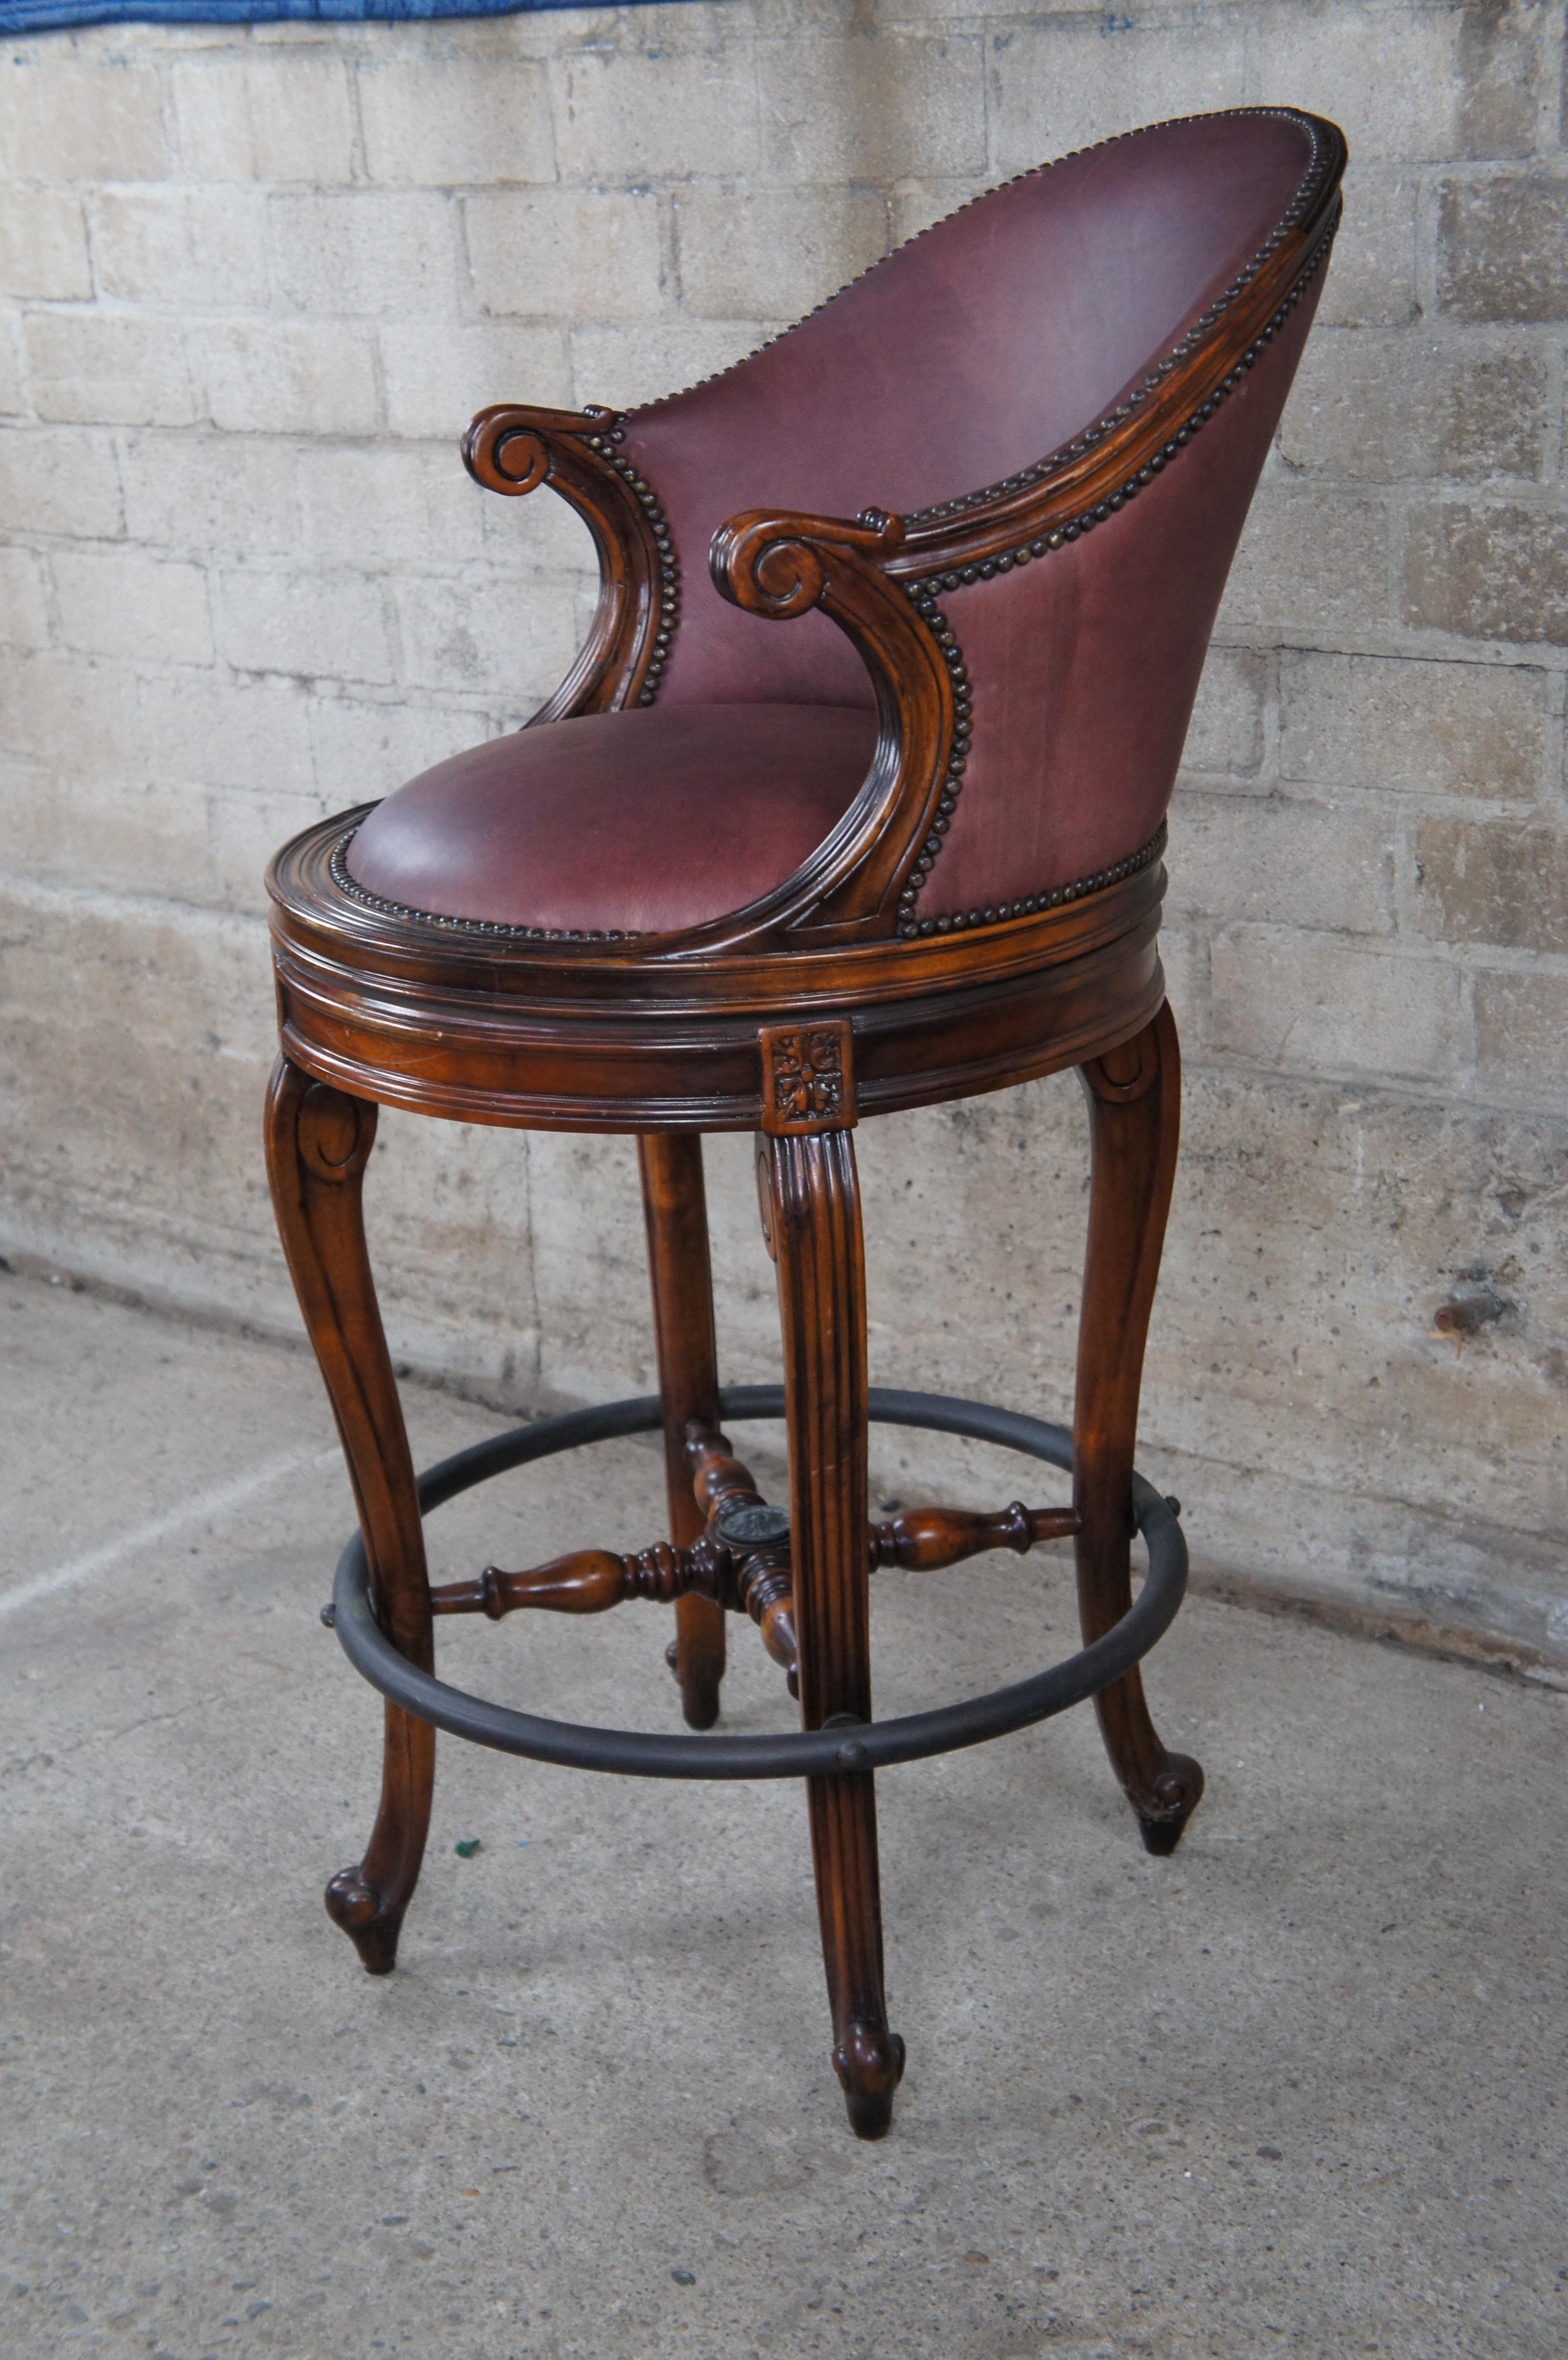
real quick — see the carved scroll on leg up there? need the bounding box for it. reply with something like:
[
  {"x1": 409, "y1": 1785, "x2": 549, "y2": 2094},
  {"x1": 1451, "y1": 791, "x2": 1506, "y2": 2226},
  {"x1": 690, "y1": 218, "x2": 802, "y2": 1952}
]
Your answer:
[
  {"x1": 638, "y1": 1133, "x2": 726, "y2": 1729},
  {"x1": 264, "y1": 1057, "x2": 434, "y2": 1973},
  {"x1": 765, "y1": 1127, "x2": 905, "y2": 2138},
  {"x1": 1074, "y1": 1004, "x2": 1204, "y2": 1855}
]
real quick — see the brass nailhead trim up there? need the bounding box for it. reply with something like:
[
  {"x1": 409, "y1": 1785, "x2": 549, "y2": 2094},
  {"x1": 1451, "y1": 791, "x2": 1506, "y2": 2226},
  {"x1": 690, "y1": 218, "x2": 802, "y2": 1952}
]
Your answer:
[
  {"x1": 581, "y1": 427, "x2": 679, "y2": 706},
  {"x1": 622, "y1": 107, "x2": 1338, "y2": 430},
  {"x1": 903, "y1": 819, "x2": 1168, "y2": 940},
  {"x1": 908, "y1": 229, "x2": 1335, "y2": 587},
  {"x1": 329, "y1": 828, "x2": 643, "y2": 943}
]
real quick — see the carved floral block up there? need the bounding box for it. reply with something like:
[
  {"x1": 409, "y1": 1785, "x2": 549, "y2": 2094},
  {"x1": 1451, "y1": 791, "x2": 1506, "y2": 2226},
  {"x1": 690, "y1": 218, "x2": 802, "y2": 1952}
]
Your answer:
[{"x1": 760, "y1": 1019, "x2": 858, "y2": 1133}]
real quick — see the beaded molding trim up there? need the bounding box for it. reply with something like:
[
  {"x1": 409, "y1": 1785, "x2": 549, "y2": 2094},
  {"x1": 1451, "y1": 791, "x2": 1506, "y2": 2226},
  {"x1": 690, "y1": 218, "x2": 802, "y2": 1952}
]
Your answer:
[
  {"x1": 905, "y1": 222, "x2": 1335, "y2": 600},
  {"x1": 329, "y1": 827, "x2": 643, "y2": 943},
  {"x1": 327, "y1": 816, "x2": 1165, "y2": 949},
  {"x1": 895, "y1": 599, "x2": 971, "y2": 938},
  {"x1": 620, "y1": 106, "x2": 1338, "y2": 446},
  {"x1": 581, "y1": 423, "x2": 679, "y2": 707},
  {"x1": 907, "y1": 818, "x2": 1167, "y2": 940}
]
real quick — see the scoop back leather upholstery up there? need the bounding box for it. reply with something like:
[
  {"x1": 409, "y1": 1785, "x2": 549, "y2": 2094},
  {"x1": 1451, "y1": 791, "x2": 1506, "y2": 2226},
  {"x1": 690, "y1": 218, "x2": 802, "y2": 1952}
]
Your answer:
[{"x1": 348, "y1": 108, "x2": 1336, "y2": 942}]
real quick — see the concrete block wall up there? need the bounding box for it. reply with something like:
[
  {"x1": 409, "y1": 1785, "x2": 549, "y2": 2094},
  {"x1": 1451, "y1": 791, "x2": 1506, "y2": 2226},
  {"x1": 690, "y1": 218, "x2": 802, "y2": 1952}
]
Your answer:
[{"x1": 4, "y1": 1, "x2": 1568, "y2": 1666}]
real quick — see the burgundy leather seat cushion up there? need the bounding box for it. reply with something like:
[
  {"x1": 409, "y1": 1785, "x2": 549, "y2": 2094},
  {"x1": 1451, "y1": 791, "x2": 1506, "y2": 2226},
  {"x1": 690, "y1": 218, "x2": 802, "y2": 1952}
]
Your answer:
[{"x1": 346, "y1": 702, "x2": 878, "y2": 936}]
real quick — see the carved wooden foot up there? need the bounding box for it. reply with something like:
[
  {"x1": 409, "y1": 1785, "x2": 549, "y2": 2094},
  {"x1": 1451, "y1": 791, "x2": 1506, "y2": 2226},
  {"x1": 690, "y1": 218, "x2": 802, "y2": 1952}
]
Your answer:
[
  {"x1": 639, "y1": 1133, "x2": 727, "y2": 1730},
  {"x1": 763, "y1": 1106, "x2": 905, "y2": 2140},
  {"x1": 265, "y1": 1057, "x2": 436, "y2": 1972},
  {"x1": 1075, "y1": 1005, "x2": 1205, "y2": 1855}
]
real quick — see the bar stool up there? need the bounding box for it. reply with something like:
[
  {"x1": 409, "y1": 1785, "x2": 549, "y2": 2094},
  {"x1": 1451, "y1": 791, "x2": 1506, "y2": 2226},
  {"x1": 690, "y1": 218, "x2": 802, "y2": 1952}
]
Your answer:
[{"x1": 265, "y1": 107, "x2": 1345, "y2": 2138}]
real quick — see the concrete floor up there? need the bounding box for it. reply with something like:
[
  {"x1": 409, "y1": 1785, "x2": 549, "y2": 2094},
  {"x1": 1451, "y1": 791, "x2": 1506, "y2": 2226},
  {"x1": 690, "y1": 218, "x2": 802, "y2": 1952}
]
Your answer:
[{"x1": 2, "y1": 1267, "x2": 1566, "y2": 2360}]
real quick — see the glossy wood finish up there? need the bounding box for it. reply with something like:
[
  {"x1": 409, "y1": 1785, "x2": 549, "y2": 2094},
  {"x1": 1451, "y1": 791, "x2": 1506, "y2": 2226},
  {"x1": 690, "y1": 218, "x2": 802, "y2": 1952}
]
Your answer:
[
  {"x1": 638, "y1": 1133, "x2": 726, "y2": 1729},
  {"x1": 763, "y1": 1127, "x2": 905, "y2": 2139},
  {"x1": 251, "y1": 120, "x2": 1349, "y2": 2125},
  {"x1": 1073, "y1": 1003, "x2": 1204, "y2": 1853},
  {"x1": 462, "y1": 402, "x2": 672, "y2": 720},
  {"x1": 264, "y1": 1057, "x2": 434, "y2": 1973},
  {"x1": 270, "y1": 818, "x2": 1166, "y2": 1138}
]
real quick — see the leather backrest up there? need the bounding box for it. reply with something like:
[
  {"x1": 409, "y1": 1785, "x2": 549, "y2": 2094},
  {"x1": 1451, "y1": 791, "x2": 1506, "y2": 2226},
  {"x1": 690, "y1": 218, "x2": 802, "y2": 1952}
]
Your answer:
[{"x1": 612, "y1": 109, "x2": 1338, "y2": 922}]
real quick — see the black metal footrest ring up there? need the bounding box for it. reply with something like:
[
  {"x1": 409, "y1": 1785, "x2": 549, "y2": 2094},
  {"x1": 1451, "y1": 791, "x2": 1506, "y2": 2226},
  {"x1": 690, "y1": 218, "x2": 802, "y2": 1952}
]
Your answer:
[{"x1": 329, "y1": 1386, "x2": 1188, "y2": 1782}]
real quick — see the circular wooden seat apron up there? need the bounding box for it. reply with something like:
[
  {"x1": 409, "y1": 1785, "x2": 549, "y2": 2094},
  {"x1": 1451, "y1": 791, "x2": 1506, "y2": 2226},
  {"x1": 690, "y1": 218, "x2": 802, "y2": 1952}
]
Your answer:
[{"x1": 265, "y1": 107, "x2": 1345, "y2": 2140}]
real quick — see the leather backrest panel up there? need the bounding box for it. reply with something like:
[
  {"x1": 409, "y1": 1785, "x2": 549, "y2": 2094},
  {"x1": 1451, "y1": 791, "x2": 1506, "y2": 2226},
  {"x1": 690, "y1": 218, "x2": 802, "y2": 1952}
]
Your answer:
[{"x1": 618, "y1": 111, "x2": 1317, "y2": 713}]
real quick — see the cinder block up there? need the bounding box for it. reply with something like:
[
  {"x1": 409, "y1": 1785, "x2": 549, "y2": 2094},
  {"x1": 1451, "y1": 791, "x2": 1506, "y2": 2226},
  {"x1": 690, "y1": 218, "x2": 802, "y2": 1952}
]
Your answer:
[
  {"x1": 1474, "y1": 971, "x2": 1568, "y2": 1104},
  {"x1": 0, "y1": 425, "x2": 124, "y2": 540},
  {"x1": 551, "y1": 40, "x2": 758, "y2": 183},
  {"x1": 0, "y1": 884, "x2": 278, "y2": 1248},
  {"x1": 119, "y1": 431, "x2": 301, "y2": 561},
  {"x1": 1218, "y1": 487, "x2": 1391, "y2": 640},
  {"x1": 1167, "y1": 793, "x2": 1395, "y2": 935},
  {"x1": 193, "y1": 320, "x2": 378, "y2": 437},
  {"x1": 91, "y1": 188, "x2": 269, "y2": 311},
  {"x1": 0, "y1": 59, "x2": 171, "y2": 182},
  {"x1": 466, "y1": 189, "x2": 664, "y2": 320},
  {"x1": 478, "y1": 465, "x2": 599, "y2": 577},
  {"x1": 1413, "y1": 818, "x2": 1568, "y2": 954},
  {"x1": 1179, "y1": 647, "x2": 1268, "y2": 781},
  {"x1": 988, "y1": 18, "x2": 1242, "y2": 175},
  {"x1": 1437, "y1": 178, "x2": 1568, "y2": 323},
  {"x1": 136, "y1": 666, "x2": 314, "y2": 800},
  {"x1": 206, "y1": 781, "x2": 334, "y2": 916},
  {"x1": 294, "y1": 443, "x2": 488, "y2": 566},
  {"x1": 214, "y1": 568, "x2": 392, "y2": 686},
  {"x1": 4, "y1": 763, "x2": 215, "y2": 904},
  {"x1": 25, "y1": 312, "x2": 197, "y2": 429},
  {"x1": 359, "y1": 56, "x2": 554, "y2": 186},
  {"x1": 1255, "y1": 1, "x2": 1537, "y2": 163},
  {"x1": 380, "y1": 321, "x2": 572, "y2": 442},
  {"x1": 569, "y1": 319, "x2": 774, "y2": 411},
  {"x1": 51, "y1": 546, "x2": 213, "y2": 668},
  {"x1": 309, "y1": 694, "x2": 494, "y2": 806},
  {"x1": 0, "y1": 648, "x2": 145, "y2": 773},
  {"x1": 172, "y1": 55, "x2": 357, "y2": 185},
  {"x1": 1313, "y1": 165, "x2": 1419, "y2": 329},
  {"x1": 392, "y1": 569, "x2": 583, "y2": 702},
  {"x1": 269, "y1": 192, "x2": 462, "y2": 319},
  {"x1": 1404, "y1": 504, "x2": 1568, "y2": 648},
  {"x1": 1280, "y1": 330, "x2": 1546, "y2": 483},
  {"x1": 673, "y1": 186, "x2": 888, "y2": 320},
  {"x1": 1209, "y1": 927, "x2": 1463, "y2": 1084},
  {"x1": 0, "y1": 189, "x2": 92, "y2": 301},
  {"x1": 0, "y1": 310, "x2": 21, "y2": 417},
  {"x1": 1280, "y1": 651, "x2": 1547, "y2": 801},
  {"x1": 0, "y1": 546, "x2": 49, "y2": 649},
  {"x1": 762, "y1": 31, "x2": 985, "y2": 182}
]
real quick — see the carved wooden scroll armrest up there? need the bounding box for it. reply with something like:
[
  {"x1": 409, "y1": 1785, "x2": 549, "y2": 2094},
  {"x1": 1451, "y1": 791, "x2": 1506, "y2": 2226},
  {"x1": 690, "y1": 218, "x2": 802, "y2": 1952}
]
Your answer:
[
  {"x1": 700, "y1": 505, "x2": 959, "y2": 949},
  {"x1": 462, "y1": 402, "x2": 674, "y2": 722}
]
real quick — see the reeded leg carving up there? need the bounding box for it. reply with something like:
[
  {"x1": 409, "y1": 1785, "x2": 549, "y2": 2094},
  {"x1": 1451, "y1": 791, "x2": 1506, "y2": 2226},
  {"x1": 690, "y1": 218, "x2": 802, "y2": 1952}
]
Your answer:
[
  {"x1": 763, "y1": 1129, "x2": 905, "y2": 2139},
  {"x1": 638, "y1": 1133, "x2": 727, "y2": 1729},
  {"x1": 1074, "y1": 1003, "x2": 1204, "y2": 1855},
  {"x1": 265, "y1": 1056, "x2": 435, "y2": 1972}
]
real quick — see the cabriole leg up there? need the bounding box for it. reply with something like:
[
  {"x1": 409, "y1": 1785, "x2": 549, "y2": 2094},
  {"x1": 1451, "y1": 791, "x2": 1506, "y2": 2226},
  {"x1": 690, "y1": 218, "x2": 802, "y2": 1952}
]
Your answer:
[
  {"x1": 763, "y1": 1127, "x2": 905, "y2": 2139},
  {"x1": 265, "y1": 1056, "x2": 435, "y2": 1972},
  {"x1": 1074, "y1": 1002, "x2": 1204, "y2": 1855},
  {"x1": 638, "y1": 1132, "x2": 726, "y2": 1729}
]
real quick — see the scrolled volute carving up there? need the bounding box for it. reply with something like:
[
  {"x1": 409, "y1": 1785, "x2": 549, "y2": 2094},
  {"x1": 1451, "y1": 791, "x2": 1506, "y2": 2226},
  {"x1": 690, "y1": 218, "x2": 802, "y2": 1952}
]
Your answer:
[
  {"x1": 460, "y1": 401, "x2": 672, "y2": 720},
  {"x1": 710, "y1": 505, "x2": 906, "y2": 622},
  {"x1": 461, "y1": 402, "x2": 617, "y2": 497}
]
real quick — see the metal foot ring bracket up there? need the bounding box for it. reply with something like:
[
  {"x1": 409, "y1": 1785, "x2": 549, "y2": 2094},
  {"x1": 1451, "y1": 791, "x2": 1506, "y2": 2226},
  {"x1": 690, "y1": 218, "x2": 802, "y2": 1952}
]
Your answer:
[{"x1": 329, "y1": 1387, "x2": 1187, "y2": 1782}]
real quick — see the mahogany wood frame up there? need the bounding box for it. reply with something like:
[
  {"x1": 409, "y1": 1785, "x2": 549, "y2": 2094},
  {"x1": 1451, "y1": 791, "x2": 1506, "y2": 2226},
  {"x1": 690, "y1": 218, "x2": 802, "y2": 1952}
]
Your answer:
[{"x1": 266, "y1": 119, "x2": 1344, "y2": 2139}]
